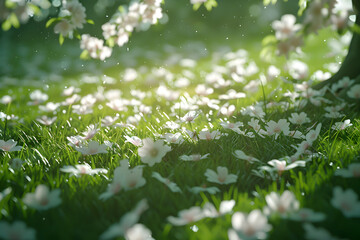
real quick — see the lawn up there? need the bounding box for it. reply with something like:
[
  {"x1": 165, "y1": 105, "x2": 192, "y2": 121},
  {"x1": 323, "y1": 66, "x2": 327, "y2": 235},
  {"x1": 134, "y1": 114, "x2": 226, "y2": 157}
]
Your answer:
[{"x1": 1, "y1": 1, "x2": 360, "y2": 240}]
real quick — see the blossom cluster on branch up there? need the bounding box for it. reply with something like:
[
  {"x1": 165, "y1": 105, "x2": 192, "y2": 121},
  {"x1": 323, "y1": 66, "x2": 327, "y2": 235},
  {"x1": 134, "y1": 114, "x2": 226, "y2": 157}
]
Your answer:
[{"x1": 263, "y1": 0, "x2": 354, "y2": 58}]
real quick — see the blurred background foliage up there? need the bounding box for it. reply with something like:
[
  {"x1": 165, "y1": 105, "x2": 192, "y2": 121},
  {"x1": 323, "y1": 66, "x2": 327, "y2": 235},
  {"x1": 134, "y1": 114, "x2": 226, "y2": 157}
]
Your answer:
[{"x1": 0, "y1": 0, "x2": 300, "y2": 77}]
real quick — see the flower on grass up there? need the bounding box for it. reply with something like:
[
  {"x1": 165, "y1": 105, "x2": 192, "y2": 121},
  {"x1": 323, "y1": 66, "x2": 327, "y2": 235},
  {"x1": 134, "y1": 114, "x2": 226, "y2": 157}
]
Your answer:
[
  {"x1": 248, "y1": 118, "x2": 267, "y2": 137},
  {"x1": 331, "y1": 119, "x2": 352, "y2": 131},
  {"x1": 305, "y1": 123, "x2": 322, "y2": 145},
  {"x1": 99, "y1": 160, "x2": 146, "y2": 200},
  {"x1": 198, "y1": 129, "x2": 221, "y2": 141},
  {"x1": 138, "y1": 138, "x2": 171, "y2": 167},
  {"x1": 167, "y1": 206, "x2": 205, "y2": 226},
  {"x1": 36, "y1": 116, "x2": 57, "y2": 126},
  {"x1": 288, "y1": 208, "x2": 326, "y2": 222},
  {"x1": 204, "y1": 166, "x2": 238, "y2": 185},
  {"x1": 162, "y1": 132, "x2": 184, "y2": 144},
  {"x1": 100, "y1": 199, "x2": 149, "y2": 239},
  {"x1": 0, "y1": 221, "x2": 36, "y2": 240},
  {"x1": 203, "y1": 200, "x2": 235, "y2": 218},
  {"x1": 101, "y1": 116, "x2": 119, "y2": 127},
  {"x1": 0, "y1": 139, "x2": 22, "y2": 152},
  {"x1": 75, "y1": 141, "x2": 108, "y2": 155},
  {"x1": 233, "y1": 150, "x2": 260, "y2": 164},
  {"x1": 263, "y1": 158, "x2": 306, "y2": 176},
  {"x1": 264, "y1": 190, "x2": 300, "y2": 216},
  {"x1": 288, "y1": 112, "x2": 310, "y2": 125},
  {"x1": 39, "y1": 102, "x2": 61, "y2": 112},
  {"x1": 0, "y1": 187, "x2": 11, "y2": 201},
  {"x1": 189, "y1": 185, "x2": 220, "y2": 194},
  {"x1": 220, "y1": 121, "x2": 244, "y2": 134},
  {"x1": 228, "y1": 209, "x2": 272, "y2": 240},
  {"x1": 125, "y1": 135, "x2": 143, "y2": 147},
  {"x1": 265, "y1": 119, "x2": 290, "y2": 139},
  {"x1": 152, "y1": 172, "x2": 182, "y2": 193},
  {"x1": 23, "y1": 184, "x2": 61, "y2": 210},
  {"x1": 81, "y1": 124, "x2": 99, "y2": 140},
  {"x1": 347, "y1": 84, "x2": 360, "y2": 99},
  {"x1": 67, "y1": 135, "x2": 84, "y2": 147},
  {"x1": 303, "y1": 223, "x2": 340, "y2": 240},
  {"x1": 125, "y1": 224, "x2": 153, "y2": 240},
  {"x1": 181, "y1": 110, "x2": 199, "y2": 122},
  {"x1": 60, "y1": 163, "x2": 108, "y2": 177},
  {"x1": 179, "y1": 153, "x2": 210, "y2": 161},
  {"x1": 9, "y1": 158, "x2": 24, "y2": 170},
  {"x1": 331, "y1": 186, "x2": 360, "y2": 218},
  {"x1": 335, "y1": 163, "x2": 360, "y2": 178}
]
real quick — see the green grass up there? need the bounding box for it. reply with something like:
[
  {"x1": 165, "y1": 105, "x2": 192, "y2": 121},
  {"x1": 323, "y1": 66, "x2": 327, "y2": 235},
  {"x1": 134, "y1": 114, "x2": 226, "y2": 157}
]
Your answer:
[{"x1": 1, "y1": 26, "x2": 360, "y2": 240}]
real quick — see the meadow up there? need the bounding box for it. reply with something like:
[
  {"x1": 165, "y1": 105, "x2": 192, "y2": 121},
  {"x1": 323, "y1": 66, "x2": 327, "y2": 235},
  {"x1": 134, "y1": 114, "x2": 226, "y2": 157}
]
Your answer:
[{"x1": 1, "y1": 1, "x2": 360, "y2": 239}]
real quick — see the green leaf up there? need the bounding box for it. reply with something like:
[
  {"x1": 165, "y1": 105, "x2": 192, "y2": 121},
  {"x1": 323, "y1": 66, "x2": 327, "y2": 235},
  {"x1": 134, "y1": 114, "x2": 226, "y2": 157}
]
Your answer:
[
  {"x1": 204, "y1": 0, "x2": 217, "y2": 11},
  {"x1": 106, "y1": 37, "x2": 115, "y2": 48},
  {"x1": 59, "y1": 34, "x2": 64, "y2": 45},
  {"x1": 1, "y1": 19, "x2": 11, "y2": 31},
  {"x1": 262, "y1": 35, "x2": 277, "y2": 46},
  {"x1": 118, "y1": 5, "x2": 125, "y2": 13},
  {"x1": 74, "y1": 31, "x2": 81, "y2": 40},
  {"x1": 46, "y1": 17, "x2": 59, "y2": 28},
  {"x1": 86, "y1": 19, "x2": 95, "y2": 25},
  {"x1": 9, "y1": 13, "x2": 19, "y2": 29},
  {"x1": 263, "y1": 0, "x2": 277, "y2": 6},
  {"x1": 80, "y1": 50, "x2": 89, "y2": 60},
  {"x1": 192, "y1": 3, "x2": 201, "y2": 11}
]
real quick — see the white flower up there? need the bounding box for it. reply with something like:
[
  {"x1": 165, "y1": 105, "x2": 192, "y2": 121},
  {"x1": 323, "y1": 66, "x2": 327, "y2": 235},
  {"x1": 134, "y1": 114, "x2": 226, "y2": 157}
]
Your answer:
[
  {"x1": 65, "y1": 0, "x2": 87, "y2": 29},
  {"x1": 264, "y1": 191, "x2": 300, "y2": 215},
  {"x1": 29, "y1": 90, "x2": 48, "y2": 105},
  {"x1": 181, "y1": 110, "x2": 199, "y2": 122},
  {"x1": 60, "y1": 163, "x2": 107, "y2": 177},
  {"x1": 335, "y1": 163, "x2": 360, "y2": 178},
  {"x1": 99, "y1": 160, "x2": 146, "y2": 200},
  {"x1": 162, "y1": 132, "x2": 184, "y2": 144},
  {"x1": 220, "y1": 121, "x2": 244, "y2": 134},
  {"x1": 167, "y1": 206, "x2": 205, "y2": 226},
  {"x1": 0, "y1": 221, "x2": 36, "y2": 240},
  {"x1": 67, "y1": 135, "x2": 84, "y2": 147},
  {"x1": 233, "y1": 150, "x2": 260, "y2": 164},
  {"x1": 36, "y1": 116, "x2": 57, "y2": 126},
  {"x1": 303, "y1": 223, "x2": 340, "y2": 240},
  {"x1": 101, "y1": 116, "x2": 119, "y2": 127},
  {"x1": 331, "y1": 119, "x2": 352, "y2": 131},
  {"x1": 125, "y1": 224, "x2": 153, "y2": 240},
  {"x1": 288, "y1": 208, "x2": 326, "y2": 222},
  {"x1": 100, "y1": 199, "x2": 148, "y2": 239},
  {"x1": 272, "y1": 14, "x2": 301, "y2": 40},
  {"x1": 0, "y1": 139, "x2": 22, "y2": 152},
  {"x1": 138, "y1": 138, "x2": 171, "y2": 167},
  {"x1": 347, "y1": 84, "x2": 360, "y2": 99},
  {"x1": 54, "y1": 19, "x2": 74, "y2": 37},
  {"x1": 10, "y1": 158, "x2": 24, "y2": 170},
  {"x1": 287, "y1": 60, "x2": 309, "y2": 80},
  {"x1": 264, "y1": 159, "x2": 306, "y2": 176},
  {"x1": 195, "y1": 84, "x2": 213, "y2": 96},
  {"x1": 0, "y1": 95, "x2": 13, "y2": 104},
  {"x1": 204, "y1": 166, "x2": 238, "y2": 185},
  {"x1": 152, "y1": 172, "x2": 182, "y2": 193},
  {"x1": 23, "y1": 184, "x2": 61, "y2": 210},
  {"x1": 39, "y1": 102, "x2": 61, "y2": 112},
  {"x1": 228, "y1": 209, "x2": 271, "y2": 240},
  {"x1": 265, "y1": 119, "x2": 290, "y2": 139},
  {"x1": 75, "y1": 141, "x2": 108, "y2": 155},
  {"x1": 125, "y1": 135, "x2": 143, "y2": 147},
  {"x1": 179, "y1": 153, "x2": 210, "y2": 161},
  {"x1": 81, "y1": 124, "x2": 99, "y2": 140},
  {"x1": 198, "y1": 129, "x2": 221, "y2": 141},
  {"x1": 190, "y1": 0, "x2": 206, "y2": 5},
  {"x1": 331, "y1": 186, "x2": 360, "y2": 218},
  {"x1": 305, "y1": 123, "x2": 322, "y2": 145},
  {"x1": 288, "y1": 112, "x2": 311, "y2": 125},
  {"x1": 203, "y1": 200, "x2": 235, "y2": 218}
]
